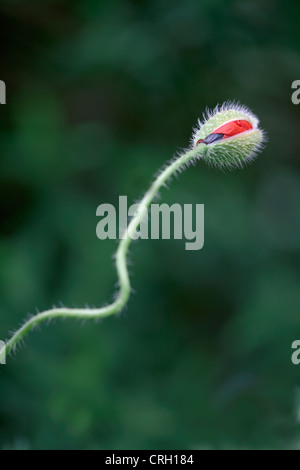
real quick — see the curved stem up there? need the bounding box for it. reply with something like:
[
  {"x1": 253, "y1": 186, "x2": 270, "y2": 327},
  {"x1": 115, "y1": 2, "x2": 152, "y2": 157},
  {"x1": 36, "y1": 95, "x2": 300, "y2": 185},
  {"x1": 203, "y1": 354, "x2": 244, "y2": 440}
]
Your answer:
[{"x1": 0, "y1": 145, "x2": 206, "y2": 362}]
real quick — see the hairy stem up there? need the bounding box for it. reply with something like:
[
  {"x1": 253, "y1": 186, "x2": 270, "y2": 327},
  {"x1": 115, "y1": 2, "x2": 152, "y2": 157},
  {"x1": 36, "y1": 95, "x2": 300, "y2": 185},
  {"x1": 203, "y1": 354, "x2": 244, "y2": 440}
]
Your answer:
[{"x1": 1, "y1": 144, "x2": 206, "y2": 362}]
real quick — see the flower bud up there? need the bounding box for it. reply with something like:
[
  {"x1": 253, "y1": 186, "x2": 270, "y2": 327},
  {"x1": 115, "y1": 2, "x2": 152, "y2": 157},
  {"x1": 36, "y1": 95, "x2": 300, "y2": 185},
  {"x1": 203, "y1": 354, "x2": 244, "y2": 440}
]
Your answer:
[{"x1": 193, "y1": 101, "x2": 266, "y2": 169}]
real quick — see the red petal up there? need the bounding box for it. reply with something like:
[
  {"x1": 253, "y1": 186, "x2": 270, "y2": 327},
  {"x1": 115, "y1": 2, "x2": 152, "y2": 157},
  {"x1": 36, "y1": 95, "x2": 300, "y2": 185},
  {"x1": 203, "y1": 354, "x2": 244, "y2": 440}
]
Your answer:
[{"x1": 212, "y1": 120, "x2": 253, "y2": 139}]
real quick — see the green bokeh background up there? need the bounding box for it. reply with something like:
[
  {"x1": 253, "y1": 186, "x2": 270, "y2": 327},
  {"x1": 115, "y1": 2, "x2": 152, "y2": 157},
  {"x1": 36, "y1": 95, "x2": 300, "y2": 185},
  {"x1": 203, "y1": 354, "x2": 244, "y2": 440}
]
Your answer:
[{"x1": 1, "y1": 0, "x2": 300, "y2": 450}]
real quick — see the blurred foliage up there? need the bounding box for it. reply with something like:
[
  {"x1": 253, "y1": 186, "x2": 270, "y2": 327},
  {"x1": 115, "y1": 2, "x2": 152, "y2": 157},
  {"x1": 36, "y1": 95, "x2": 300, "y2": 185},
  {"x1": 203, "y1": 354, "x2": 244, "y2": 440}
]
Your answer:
[{"x1": 1, "y1": 0, "x2": 300, "y2": 450}]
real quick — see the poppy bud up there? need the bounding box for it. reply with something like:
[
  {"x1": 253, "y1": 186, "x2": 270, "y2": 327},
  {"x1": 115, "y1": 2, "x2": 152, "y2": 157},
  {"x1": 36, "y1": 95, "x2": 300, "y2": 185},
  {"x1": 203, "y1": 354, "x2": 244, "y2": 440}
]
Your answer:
[{"x1": 193, "y1": 101, "x2": 266, "y2": 169}]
